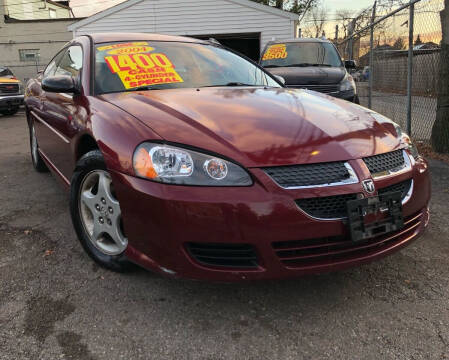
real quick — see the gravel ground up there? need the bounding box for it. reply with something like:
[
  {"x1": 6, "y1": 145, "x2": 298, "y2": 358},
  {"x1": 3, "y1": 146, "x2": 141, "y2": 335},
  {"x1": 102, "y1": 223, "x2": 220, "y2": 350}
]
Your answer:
[{"x1": 0, "y1": 112, "x2": 448, "y2": 360}]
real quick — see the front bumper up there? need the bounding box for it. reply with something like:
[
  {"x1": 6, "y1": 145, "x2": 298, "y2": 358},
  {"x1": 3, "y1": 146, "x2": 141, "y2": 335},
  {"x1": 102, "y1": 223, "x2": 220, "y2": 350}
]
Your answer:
[
  {"x1": 112, "y1": 155, "x2": 430, "y2": 281},
  {"x1": 0, "y1": 94, "x2": 24, "y2": 109}
]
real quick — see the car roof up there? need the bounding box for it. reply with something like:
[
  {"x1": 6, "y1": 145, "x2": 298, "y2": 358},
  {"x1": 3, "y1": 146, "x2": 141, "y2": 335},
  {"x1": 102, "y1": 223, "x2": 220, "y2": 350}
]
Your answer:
[
  {"x1": 267, "y1": 38, "x2": 332, "y2": 45},
  {"x1": 80, "y1": 32, "x2": 209, "y2": 45}
]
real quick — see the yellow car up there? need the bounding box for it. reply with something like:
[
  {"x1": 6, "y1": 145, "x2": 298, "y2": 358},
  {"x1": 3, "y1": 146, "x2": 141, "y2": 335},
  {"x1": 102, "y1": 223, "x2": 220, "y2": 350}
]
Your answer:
[{"x1": 0, "y1": 67, "x2": 23, "y2": 116}]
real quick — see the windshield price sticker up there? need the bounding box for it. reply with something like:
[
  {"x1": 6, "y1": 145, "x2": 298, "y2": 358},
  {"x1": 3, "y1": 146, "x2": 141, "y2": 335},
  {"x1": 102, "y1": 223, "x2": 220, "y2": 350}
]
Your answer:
[
  {"x1": 107, "y1": 46, "x2": 154, "y2": 55},
  {"x1": 104, "y1": 52, "x2": 184, "y2": 89},
  {"x1": 262, "y1": 44, "x2": 288, "y2": 61},
  {"x1": 97, "y1": 42, "x2": 149, "y2": 51}
]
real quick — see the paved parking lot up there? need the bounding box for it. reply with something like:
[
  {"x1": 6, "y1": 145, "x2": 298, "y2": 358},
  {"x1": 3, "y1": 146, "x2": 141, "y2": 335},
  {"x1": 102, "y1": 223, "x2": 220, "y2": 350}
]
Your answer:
[{"x1": 0, "y1": 112, "x2": 448, "y2": 360}]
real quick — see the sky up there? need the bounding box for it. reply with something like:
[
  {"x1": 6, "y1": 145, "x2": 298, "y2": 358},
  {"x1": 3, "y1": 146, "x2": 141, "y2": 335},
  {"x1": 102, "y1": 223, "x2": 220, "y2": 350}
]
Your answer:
[{"x1": 324, "y1": 0, "x2": 375, "y2": 11}]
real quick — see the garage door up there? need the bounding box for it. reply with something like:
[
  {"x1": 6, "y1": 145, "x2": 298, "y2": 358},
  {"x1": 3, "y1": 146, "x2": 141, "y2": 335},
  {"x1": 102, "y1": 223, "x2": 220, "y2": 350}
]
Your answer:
[{"x1": 191, "y1": 32, "x2": 261, "y2": 61}]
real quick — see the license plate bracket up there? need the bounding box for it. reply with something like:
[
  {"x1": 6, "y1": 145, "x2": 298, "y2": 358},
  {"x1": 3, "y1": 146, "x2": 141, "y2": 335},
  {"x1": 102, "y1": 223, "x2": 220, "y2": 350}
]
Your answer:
[{"x1": 346, "y1": 192, "x2": 404, "y2": 242}]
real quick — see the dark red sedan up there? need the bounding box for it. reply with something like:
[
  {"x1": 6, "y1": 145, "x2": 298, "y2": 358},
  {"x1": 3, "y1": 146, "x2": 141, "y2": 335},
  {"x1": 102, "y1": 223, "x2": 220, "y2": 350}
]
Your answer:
[{"x1": 25, "y1": 33, "x2": 430, "y2": 281}]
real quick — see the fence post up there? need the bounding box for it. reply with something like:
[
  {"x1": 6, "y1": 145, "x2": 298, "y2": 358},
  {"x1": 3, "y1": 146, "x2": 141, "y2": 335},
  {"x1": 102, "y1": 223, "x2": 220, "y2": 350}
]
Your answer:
[
  {"x1": 368, "y1": 1, "x2": 377, "y2": 109},
  {"x1": 406, "y1": 2, "x2": 415, "y2": 135}
]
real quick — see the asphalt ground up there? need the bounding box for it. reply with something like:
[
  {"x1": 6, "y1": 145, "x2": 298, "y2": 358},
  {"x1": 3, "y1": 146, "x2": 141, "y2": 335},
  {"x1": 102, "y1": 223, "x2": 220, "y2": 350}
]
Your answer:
[
  {"x1": 0, "y1": 111, "x2": 448, "y2": 360},
  {"x1": 358, "y1": 83, "x2": 436, "y2": 142}
]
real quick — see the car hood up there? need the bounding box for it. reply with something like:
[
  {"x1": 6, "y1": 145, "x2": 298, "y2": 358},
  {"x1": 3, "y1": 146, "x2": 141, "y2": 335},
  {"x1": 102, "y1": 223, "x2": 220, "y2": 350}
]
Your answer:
[
  {"x1": 265, "y1": 66, "x2": 346, "y2": 86},
  {"x1": 100, "y1": 87, "x2": 400, "y2": 167}
]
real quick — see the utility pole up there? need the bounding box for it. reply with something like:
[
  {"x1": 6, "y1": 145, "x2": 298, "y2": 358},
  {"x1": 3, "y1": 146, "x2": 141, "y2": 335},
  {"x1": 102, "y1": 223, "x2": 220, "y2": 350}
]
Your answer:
[
  {"x1": 348, "y1": 20, "x2": 355, "y2": 60},
  {"x1": 368, "y1": 0, "x2": 377, "y2": 109},
  {"x1": 335, "y1": 24, "x2": 339, "y2": 42},
  {"x1": 431, "y1": 0, "x2": 449, "y2": 152}
]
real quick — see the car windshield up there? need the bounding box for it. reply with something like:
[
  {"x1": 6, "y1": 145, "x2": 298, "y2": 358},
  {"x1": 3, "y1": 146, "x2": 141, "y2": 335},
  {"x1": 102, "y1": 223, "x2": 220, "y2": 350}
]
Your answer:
[
  {"x1": 95, "y1": 41, "x2": 280, "y2": 94},
  {"x1": 0, "y1": 67, "x2": 14, "y2": 77},
  {"x1": 260, "y1": 42, "x2": 343, "y2": 68}
]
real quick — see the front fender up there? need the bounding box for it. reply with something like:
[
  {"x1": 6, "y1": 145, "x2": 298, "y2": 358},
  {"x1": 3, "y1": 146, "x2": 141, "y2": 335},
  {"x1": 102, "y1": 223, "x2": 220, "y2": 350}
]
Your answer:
[{"x1": 88, "y1": 96, "x2": 162, "y2": 175}]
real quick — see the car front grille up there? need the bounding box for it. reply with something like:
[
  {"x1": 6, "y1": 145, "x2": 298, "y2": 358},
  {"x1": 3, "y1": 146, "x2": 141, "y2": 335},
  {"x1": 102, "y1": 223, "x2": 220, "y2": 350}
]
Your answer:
[
  {"x1": 378, "y1": 179, "x2": 412, "y2": 200},
  {"x1": 263, "y1": 161, "x2": 351, "y2": 188},
  {"x1": 0, "y1": 83, "x2": 19, "y2": 94},
  {"x1": 296, "y1": 179, "x2": 412, "y2": 219},
  {"x1": 296, "y1": 193, "x2": 359, "y2": 219},
  {"x1": 272, "y1": 211, "x2": 422, "y2": 268},
  {"x1": 186, "y1": 243, "x2": 258, "y2": 268},
  {"x1": 287, "y1": 84, "x2": 340, "y2": 94},
  {"x1": 363, "y1": 150, "x2": 405, "y2": 175}
]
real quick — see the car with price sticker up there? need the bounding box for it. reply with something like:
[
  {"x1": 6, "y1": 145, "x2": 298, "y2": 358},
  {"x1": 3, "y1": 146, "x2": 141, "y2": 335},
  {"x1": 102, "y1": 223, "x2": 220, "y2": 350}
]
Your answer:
[
  {"x1": 24, "y1": 33, "x2": 430, "y2": 281},
  {"x1": 260, "y1": 38, "x2": 360, "y2": 104}
]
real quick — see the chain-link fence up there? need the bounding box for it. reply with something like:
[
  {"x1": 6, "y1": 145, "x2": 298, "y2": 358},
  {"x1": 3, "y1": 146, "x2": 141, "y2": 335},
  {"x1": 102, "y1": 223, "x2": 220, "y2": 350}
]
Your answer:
[{"x1": 337, "y1": 0, "x2": 444, "y2": 147}]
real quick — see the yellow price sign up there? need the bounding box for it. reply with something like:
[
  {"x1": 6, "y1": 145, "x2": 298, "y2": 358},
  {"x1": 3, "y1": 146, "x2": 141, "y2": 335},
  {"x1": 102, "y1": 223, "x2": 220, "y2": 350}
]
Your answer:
[
  {"x1": 262, "y1": 44, "x2": 288, "y2": 61},
  {"x1": 104, "y1": 52, "x2": 184, "y2": 89},
  {"x1": 97, "y1": 42, "x2": 149, "y2": 51}
]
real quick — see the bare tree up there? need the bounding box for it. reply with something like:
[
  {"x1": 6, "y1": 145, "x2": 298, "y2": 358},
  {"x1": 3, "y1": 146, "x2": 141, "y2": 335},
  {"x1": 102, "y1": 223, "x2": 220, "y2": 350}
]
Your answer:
[
  {"x1": 392, "y1": 36, "x2": 406, "y2": 50},
  {"x1": 249, "y1": 0, "x2": 317, "y2": 14},
  {"x1": 335, "y1": 9, "x2": 354, "y2": 39},
  {"x1": 302, "y1": 2, "x2": 328, "y2": 38}
]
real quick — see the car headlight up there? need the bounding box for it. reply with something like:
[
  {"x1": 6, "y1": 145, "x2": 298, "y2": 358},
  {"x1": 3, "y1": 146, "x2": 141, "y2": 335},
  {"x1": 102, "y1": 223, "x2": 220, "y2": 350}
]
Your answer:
[
  {"x1": 133, "y1": 143, "x2": 253, "y2": 186},
  {"x1": 368, "y1": 111, "x2": 420, "y2": 159},
  {"x1": 18, "y1": 82, "x2": 24, "y2": 94},
  {"x1": 396, "y1": 126, "x2": 420, "y2": 159},
  {"x1": 340, "y1": 74, "x2": 356, "y2": 93}
]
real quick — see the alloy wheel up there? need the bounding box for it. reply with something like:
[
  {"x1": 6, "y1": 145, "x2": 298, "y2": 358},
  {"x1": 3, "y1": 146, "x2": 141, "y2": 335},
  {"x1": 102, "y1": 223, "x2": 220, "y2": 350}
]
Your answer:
[{"x1": 78, "y1": 170, "x2": 127, "y2": 255}]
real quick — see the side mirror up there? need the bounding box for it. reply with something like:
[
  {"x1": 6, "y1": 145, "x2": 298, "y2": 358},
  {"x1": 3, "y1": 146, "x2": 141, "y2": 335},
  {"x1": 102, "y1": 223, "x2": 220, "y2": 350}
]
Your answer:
[
  {"x1": 274, "y1": 75, "x2": 286, "y2": 85},
  {"x1": 42, "y1": 75, "x2": 79, "y2": 94},
  {"x1": 344, "y1": 60, "x2": 357, "y2": 69}
]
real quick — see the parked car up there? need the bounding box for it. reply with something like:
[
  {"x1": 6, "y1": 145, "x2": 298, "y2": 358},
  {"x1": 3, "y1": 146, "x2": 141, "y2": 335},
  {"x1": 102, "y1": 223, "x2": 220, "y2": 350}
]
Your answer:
[
  {"x1": 260, "y1": 38, "x2": 359, "y2": 103},
  {"x1": 25, "y1": 33, "x2": 430, "y2": 281},
  {"x1": 0, "y1": 66, "x2": 23, "y2": 116},
  {"x1": 361, "y1": 66, "x2": 371, "y2": 81},
  {"x1": 353, "y1": 70, "x2": 364, "y2": 82}
]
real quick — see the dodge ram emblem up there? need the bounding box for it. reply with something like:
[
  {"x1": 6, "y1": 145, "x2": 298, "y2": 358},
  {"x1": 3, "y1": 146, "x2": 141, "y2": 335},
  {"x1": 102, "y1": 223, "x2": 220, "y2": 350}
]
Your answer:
[{"x1": 362, "y1": 179, "x2": 376, "y2": 194}]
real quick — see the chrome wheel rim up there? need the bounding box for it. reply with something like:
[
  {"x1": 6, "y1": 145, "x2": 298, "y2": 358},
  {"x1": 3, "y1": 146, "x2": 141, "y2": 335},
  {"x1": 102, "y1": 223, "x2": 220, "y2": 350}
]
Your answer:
[
  {"x1": 31, "y1": 125, "x2": 38, "y2": 164},
  {"x1": 79, "y1": 170, "x2": 127, "y2": 255}
]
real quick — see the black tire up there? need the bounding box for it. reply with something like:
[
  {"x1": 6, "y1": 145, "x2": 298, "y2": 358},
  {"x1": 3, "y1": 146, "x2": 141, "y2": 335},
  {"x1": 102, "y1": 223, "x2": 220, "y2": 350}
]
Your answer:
[
  {"x1": 70, "y1": 150, "x2": 131, "y2": 272},
  {"x1": 1, "y1": 107, "x2": 20, "y2": 116},
  {"x1": 29, "y1": 119, "x2": 49, "y2": 172}
]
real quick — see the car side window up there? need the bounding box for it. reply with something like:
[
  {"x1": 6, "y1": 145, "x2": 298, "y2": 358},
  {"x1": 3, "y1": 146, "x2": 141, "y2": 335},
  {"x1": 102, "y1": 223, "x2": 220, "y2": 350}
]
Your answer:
[
  {"x1": 44, "y1": 49, "x2": 66, "y2": 77},
  {"x1": 54, "y1": 45, "x2": 83, "y2": 78}
]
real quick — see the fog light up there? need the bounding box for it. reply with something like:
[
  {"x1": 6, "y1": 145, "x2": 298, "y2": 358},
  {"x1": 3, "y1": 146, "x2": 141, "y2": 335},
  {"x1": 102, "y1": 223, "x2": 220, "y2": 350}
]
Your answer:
[{"x1": 204, "y1": 158, "x2": 228, "y2": 180}]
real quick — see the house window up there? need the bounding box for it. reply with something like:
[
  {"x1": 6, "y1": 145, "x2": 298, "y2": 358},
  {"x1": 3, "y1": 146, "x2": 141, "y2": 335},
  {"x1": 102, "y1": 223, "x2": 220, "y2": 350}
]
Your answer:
[
  {"x1": 49, "y1": 8, "x2": 56, "y2": 18},
  {"x1": 19, "y1": 49, "x2": 40, "y2": 62}
]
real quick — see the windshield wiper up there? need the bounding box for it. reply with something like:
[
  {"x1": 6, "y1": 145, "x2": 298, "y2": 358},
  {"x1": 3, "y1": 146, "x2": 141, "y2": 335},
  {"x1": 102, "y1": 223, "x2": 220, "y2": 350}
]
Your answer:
[
  {"x1": 284, "y1": 63, "x2": 333, "y2": 67},
  {"x1": 200, "y1": 82, "x2": 262, "y2": 88},
  {"x1": 263, "y1": 64, "x2": 281, "y2": 68},
  {"x1": 124, "y1": 86, "x2": 160, "y2": 92}
]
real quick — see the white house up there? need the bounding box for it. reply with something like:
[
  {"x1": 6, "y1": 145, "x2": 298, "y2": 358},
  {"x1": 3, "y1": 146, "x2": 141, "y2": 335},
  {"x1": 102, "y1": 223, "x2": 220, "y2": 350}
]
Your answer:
[{"x1": 68, "y1": 0, "x2": 299, "y2": 60}]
